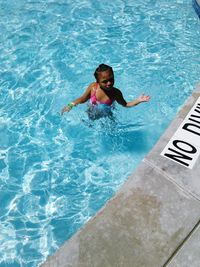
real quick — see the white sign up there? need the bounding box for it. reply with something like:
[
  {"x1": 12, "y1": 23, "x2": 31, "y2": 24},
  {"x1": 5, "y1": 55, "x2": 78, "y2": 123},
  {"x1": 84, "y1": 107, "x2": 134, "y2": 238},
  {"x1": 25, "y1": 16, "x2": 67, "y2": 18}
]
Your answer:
[{"x1": 161, "y1": 96, "x2": 200, "y2": 169}]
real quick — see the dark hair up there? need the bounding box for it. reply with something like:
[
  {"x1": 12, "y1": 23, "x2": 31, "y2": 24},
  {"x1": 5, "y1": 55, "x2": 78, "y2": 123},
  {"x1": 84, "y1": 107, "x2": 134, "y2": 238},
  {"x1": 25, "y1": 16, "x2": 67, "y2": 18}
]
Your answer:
[{"x1": 94, "y1": 64, "x2": 113, "y2": 81}]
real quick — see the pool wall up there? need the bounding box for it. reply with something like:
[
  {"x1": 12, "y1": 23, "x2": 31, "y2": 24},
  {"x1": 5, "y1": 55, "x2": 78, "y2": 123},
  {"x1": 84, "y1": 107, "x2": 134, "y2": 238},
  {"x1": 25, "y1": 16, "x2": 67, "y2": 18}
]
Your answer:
[
  {"x1": 41, "y1": 82, "x2": 200, "y2": 267},
  {"x1": 193, "y1": 0, "x2": 200, "y2": 18}
]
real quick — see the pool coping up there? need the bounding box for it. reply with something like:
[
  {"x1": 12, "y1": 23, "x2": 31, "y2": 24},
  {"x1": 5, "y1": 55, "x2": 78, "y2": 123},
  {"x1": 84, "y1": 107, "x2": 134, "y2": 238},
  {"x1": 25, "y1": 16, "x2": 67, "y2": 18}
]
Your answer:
[
  {"x1": 41, "y1": 83, "x2": 200, "y2": 267},
  {"x1": 193, "y1": 0, "x2": 200, "y2": 18}
]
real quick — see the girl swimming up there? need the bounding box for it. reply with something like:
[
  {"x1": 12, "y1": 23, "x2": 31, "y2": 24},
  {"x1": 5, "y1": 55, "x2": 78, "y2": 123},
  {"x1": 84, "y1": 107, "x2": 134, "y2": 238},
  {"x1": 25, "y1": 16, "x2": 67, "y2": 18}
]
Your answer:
[{"x1": 61, "y1": 64, "x2": 150, "y2": 119}]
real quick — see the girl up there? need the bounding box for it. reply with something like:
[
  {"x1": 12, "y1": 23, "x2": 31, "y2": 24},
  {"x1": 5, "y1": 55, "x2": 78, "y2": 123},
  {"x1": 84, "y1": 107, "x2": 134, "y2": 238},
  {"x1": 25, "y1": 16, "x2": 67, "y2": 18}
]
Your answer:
[{"x1": 61, "y1": 64, "x2": 150, "y2": 119}]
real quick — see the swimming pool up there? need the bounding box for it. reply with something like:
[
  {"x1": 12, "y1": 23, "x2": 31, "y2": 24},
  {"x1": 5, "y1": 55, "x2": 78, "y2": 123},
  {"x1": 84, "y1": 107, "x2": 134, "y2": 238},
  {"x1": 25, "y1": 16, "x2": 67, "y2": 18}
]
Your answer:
[{"x1": 0, "y1": 0, "x2": 200, "y2": 266}]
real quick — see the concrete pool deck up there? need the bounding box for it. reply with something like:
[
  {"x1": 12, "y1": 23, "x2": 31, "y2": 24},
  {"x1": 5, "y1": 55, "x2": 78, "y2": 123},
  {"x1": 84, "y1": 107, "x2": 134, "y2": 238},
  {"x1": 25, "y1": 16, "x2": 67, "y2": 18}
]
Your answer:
[{"x1": 41, "y1": 83, "x2": 200, "y2": 267}]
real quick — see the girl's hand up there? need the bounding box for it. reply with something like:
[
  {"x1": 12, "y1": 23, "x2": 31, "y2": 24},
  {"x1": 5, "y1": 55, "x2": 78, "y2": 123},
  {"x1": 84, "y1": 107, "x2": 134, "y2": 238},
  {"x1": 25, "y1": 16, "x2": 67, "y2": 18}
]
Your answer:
[
  {"x1": 138, "y1": 94, "x2": 151, "y2": 103},
  {"x1": 61, "y1": 103, "x2": 75, "y2": 115},
  {"x1": 61, "y1": 106, "x2": 71, "y2": 115}
]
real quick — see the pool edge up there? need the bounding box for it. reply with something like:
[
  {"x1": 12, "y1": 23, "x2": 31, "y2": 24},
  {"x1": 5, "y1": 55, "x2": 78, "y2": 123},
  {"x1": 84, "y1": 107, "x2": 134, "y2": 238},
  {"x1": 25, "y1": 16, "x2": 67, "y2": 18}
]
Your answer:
[
  {"x1": 193, "y1": 0, "x2": 200, "y2": 18},
  {"x1": 41, "y1": 82, "x2": 200, "y2": 267}
]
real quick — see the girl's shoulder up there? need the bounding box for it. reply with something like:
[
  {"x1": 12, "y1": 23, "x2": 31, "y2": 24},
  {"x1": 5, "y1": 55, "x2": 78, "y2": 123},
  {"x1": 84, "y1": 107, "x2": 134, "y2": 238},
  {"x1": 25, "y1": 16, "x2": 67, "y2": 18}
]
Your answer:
[
  {"x1": 89, "y1": 82, "x2": 98, "y2": 92},
  {"x1": 113, "y1": 87, "x2": 123, "y2": 95},
  {"x1": 89, "y1": 82, "x2": 97, "y2": 86}
]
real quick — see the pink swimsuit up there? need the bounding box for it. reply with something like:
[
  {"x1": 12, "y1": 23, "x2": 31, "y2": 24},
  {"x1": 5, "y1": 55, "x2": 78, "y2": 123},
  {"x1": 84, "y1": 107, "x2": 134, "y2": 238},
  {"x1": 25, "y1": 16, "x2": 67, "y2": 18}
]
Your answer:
[{"x1": 90, "y1": 83, "x2": 114, "y2": 106}]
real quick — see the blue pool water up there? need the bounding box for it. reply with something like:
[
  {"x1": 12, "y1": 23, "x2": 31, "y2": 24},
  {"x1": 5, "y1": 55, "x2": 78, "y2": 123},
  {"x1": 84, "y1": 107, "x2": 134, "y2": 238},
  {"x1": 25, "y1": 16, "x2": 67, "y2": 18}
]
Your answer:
[{"x1": 0, "y1": 0, "x2": 200, "y2": 266}]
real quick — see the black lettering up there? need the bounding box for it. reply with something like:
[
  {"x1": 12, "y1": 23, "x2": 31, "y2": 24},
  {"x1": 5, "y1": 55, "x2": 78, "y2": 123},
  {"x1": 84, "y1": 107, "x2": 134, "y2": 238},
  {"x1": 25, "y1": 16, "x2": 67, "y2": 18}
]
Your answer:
[
  {"x1": 173, "y1": 140, "x2": 197, "y2": 153},
  {"x1": 191, "y1": 114, "x2": 200, "y2": 119},
  {"x1": 194, "y1": 106, "x2": 200, "y2": 114},
  {"x1": 188, "y1": 118, "x2": 200, "y2": 124},
  {"x1": 164, "y1": 148, "x2": 192, "y2": 167},
  {"x1": 193, "y1": 103, "x2": 200, "y2": 114},
  {"x1": 164, "y1": 140, "x2": 197, "y2": 167},
  {"x1": 182, "y1": 123, "x2": 200, "y2": 136}
]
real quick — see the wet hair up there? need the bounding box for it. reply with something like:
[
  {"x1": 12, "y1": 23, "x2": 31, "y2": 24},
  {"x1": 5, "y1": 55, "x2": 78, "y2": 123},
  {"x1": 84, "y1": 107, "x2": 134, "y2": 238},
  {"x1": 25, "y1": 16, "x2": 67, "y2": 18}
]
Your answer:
[{"x1": 94, "y1": 64, "x2": 113, "y2": 81}]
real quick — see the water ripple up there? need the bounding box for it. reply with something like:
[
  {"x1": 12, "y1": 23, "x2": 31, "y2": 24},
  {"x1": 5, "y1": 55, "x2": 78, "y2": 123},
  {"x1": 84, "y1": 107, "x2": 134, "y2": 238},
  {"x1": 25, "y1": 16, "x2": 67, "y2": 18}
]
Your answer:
[{"x1": 0, "y1": 0, "x2": 200, "y2": 266}]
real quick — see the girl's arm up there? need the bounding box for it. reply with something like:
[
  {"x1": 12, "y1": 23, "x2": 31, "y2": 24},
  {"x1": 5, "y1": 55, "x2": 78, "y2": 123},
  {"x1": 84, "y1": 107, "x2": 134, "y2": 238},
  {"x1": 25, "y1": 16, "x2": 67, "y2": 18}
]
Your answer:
[
  {"x1": 61, "y1": 83, "x2": 93, "y2": 115},
  {"x1": 126, "y1": 94, "x2": 150, "y2": 107},
  {"x1": 115, "y1": 89, "x2": 150, "y2": 107}
]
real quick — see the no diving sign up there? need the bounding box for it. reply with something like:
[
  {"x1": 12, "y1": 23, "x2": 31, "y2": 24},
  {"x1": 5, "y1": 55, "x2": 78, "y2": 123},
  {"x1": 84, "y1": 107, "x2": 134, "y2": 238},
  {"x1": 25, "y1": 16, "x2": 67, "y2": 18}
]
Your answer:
[{"x1": 161, "y1": 96, "x2": 200, "y2": 169}]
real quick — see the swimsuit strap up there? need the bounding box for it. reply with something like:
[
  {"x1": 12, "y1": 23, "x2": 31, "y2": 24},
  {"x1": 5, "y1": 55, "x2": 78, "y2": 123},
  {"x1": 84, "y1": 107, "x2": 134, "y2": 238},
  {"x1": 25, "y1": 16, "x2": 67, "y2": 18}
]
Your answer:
[{"x1": 90, "y1": 83, "x2": 98, "y2": 104}]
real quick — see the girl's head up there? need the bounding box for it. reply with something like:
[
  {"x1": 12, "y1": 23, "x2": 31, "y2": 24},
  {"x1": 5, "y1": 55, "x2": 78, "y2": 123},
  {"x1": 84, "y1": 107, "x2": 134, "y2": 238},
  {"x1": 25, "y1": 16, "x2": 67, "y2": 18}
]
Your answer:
[
  {"x1": 94, "y1": 64, "x2": 114, "y2": 91},
  {"x1": 94, "y1": 64, "x2": 113, "y2": 80}
]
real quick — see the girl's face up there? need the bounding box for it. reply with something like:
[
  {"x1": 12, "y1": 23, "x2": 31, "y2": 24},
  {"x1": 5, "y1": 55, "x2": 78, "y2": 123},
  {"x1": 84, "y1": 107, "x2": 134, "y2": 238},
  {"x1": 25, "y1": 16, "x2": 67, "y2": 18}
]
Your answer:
[{"x1": 97, "y1": 69, "x2": 114, "y2": 91}]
